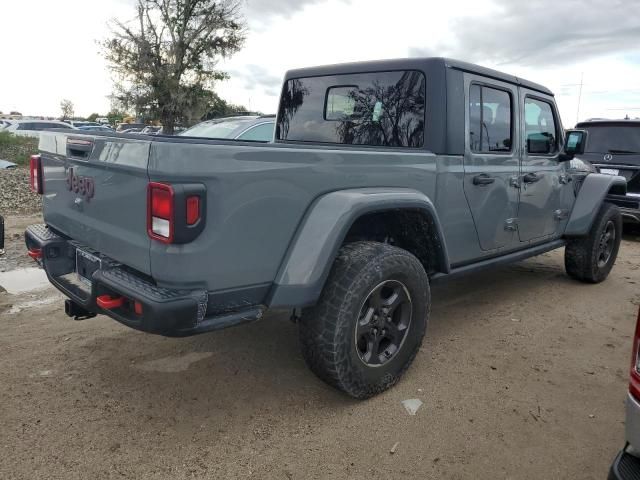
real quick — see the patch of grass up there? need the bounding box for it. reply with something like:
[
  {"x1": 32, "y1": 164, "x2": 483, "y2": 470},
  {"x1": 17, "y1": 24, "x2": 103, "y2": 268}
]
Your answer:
[{"x1": 0, "y1": 131, "x2": 39, "y2": 166}]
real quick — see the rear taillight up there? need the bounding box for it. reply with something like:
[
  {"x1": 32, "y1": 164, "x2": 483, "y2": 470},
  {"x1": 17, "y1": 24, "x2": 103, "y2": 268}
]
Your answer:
[
  {"x1": 629, "y1": 307, "x2": 640, "y2": 400},
  {"x1": 147, "y1": 182, "x2": 174, "y2": 243},
  {"x1": 147, "y1": 182, "x2": 206, "y2": 244},
  {"x1": 29, "y1": 154, "x2": 43, "y2": 194}
]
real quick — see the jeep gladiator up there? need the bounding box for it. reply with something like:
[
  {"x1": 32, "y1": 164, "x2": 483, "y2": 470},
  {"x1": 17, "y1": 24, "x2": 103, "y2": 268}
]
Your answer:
[{"x1": 25, "y1": 58, "x2": 626, "y2": 398}]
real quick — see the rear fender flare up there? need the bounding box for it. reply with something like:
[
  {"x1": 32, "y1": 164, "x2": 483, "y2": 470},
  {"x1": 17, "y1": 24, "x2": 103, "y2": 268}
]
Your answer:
[
  {"x1": 565, "y1": 173, "x2": 626, "y2": 236},
  {"x1": 267, "y1": 188, "x2": 449, "y2": 308}
]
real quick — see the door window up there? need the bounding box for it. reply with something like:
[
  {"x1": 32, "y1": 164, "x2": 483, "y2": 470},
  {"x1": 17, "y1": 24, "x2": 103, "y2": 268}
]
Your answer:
[
  {"x1": 469, "y1": 85, "x2": 512, "y2": 153},
  {"x1": 524, "y1": 98, "x2": 557, "y2": 154}
]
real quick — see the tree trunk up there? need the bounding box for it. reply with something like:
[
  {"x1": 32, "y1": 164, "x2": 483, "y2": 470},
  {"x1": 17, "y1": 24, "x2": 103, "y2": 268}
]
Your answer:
[{"x1": 161, "y1": 112, "x2": 175, "y2": 135}]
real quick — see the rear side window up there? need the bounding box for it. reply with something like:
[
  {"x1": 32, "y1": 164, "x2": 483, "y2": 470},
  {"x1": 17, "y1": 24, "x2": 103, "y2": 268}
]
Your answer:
[
  {"x1": 524, "y1": 98, "x2": 558, "y2": 154},
  {"x1": 469, "y1": 84, "x2": 512, "y2": 153},
  {"x1": 276, "y1": 70, "x2": 425, "y2": 147},
  {"x1": 236, "y1": 122, "x2": 274, "y2": 141}
]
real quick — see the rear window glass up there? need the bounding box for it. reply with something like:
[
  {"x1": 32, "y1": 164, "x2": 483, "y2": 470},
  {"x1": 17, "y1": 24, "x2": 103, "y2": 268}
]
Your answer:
[
  {"x1": 583, "y1": 125, "x2": 640, "y2": 154},
  {"x1": 276, "y1": 70, "x2": 426, "y2": 147}
]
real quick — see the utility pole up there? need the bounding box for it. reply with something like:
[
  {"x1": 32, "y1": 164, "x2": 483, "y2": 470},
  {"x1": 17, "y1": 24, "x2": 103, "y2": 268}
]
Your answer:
[{"x1": 576, "y1": 72, "x2": 584, "y2": 124}]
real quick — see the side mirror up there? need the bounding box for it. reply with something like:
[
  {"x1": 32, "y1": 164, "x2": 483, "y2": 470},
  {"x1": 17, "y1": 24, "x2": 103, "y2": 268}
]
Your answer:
[{"x1": 559, "y1": 129, "x2": 587, "y2": 161}]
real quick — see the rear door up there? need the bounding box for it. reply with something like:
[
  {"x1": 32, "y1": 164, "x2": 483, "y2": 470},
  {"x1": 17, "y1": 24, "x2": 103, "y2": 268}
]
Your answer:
[
  {"x1": 517, "y1": 92, "x2": 564, "y2": 242},
  {"x1": 463, "y1": 75, "x2": 520, "y2": 251},
  {"x1": 39, "y1": 131, "x2": 152, "y2": 274}
]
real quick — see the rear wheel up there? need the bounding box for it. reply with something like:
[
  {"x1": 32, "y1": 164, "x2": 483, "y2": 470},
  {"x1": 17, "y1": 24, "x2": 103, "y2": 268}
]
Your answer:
[
  {"x1": 299, "y1": 241, "x2": 430, "y2": 399},
  {"x1": 565, "y1": 202, "x2": 622, "y2": 283}
]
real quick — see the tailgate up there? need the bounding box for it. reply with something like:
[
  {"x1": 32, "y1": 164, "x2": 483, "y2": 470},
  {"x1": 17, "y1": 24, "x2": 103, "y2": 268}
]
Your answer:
[{"x1": 39, "y1": 131, "x2": 152, "y2": 275}]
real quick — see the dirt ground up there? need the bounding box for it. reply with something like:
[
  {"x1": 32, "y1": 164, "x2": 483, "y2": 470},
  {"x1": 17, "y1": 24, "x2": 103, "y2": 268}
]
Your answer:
[{"x1": 1, "y1": 215, "x2": 639, "y2": 480}]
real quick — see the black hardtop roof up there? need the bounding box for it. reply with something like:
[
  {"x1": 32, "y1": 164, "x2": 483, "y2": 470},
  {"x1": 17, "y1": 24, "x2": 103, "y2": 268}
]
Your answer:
[
  {"x1": 284, "y1": 57, "x2": 553, "y2": 96},
  {"x1": 577, "y1": 119, "x2": 640, "y2": 127}
]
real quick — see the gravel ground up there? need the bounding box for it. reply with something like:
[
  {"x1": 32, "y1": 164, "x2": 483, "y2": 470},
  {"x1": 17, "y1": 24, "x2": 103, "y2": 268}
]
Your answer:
[
  {"x1": 0, "y1": 215, "x2": 639, "y2": 479},
  {"x1": 0, "y1": 168, "x2": 42, "y2": 216}
]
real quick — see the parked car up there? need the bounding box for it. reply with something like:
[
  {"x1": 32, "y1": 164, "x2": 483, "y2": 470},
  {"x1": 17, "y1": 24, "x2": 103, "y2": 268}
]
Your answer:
[
  {"x1": 0, "y1": 159, "x2": 17, "y2": 169},
  {"x1": 120, "y1": 127, "x2": 143, "y2": 134},
  {"x1": 63, "y1": 121, "x2": 101, "y2": 129},
  {"x1": 0, "y1": 119, "x2": 14, "y2": 130},
  {"x1": 179, "y1": 115, "x2": 275, "y2": 141},
  {"x1": 140, "y1": 126, "x2": 162, "y2": 135},
  {"x1": 575, "y1": 119, "x2": 640, "y2": 224},
  {"x1": 608, "y1": 305, "x2": 640, "y2": 479},
  {"x1": 116, "y1": 122, "x2": 146, "y2": 132},
  {"x1": 25, "y1": 57, "x2": 625, "y2": 398},
  {"x1": 77, "y1": 125, "x2": 114, "y2": 132},
  {"x1": 4, "y1": 119, "x2": 76, "y2": 138}
]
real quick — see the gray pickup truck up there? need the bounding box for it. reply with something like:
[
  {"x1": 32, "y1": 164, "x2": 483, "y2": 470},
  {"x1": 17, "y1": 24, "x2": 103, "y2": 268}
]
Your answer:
[{"x1": 25, "y1": 58, "x2": 626, "y2": 398}]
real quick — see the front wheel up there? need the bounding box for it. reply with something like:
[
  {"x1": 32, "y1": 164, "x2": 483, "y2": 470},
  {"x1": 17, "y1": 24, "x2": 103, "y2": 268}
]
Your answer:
[
  {"x1": 565, "y1": 202, "x2": 622, "y2": 283},
  {"x1": 299, "y1": 241, "x2": 430, "y2": 399}
]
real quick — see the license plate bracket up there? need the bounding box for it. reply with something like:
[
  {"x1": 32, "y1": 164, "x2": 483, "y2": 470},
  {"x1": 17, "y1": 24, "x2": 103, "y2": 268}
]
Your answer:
[
  {"x1": 600, "y1": 168, "x2": 619, "y2": 176},
  {"x1": 75, "y1": 248, "x2": 101, "y2": 285}
]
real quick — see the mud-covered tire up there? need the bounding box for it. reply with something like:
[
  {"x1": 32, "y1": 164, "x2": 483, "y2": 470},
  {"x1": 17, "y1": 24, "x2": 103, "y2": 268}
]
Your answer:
[
  {"x1": 299, "y1": 241, "x2": 430, "y2": 399},
  {"x1": 565, "y1": 202, "x2": 622, "y2": 283}
]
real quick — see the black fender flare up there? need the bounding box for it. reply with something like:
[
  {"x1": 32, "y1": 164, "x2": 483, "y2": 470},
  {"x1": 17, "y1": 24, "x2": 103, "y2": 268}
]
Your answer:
[
  {"x1": 565, "y1": 173, "x2": 626, "y2": 236},
  {"x1": 267, "y1": 188, "x2": 450, "y2": 308}
]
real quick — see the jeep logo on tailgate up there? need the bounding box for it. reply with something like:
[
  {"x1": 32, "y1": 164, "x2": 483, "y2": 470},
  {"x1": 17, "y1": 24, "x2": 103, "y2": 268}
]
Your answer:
[{"x1": 66, "y1": 168, "x2": 95, "y2": 202}]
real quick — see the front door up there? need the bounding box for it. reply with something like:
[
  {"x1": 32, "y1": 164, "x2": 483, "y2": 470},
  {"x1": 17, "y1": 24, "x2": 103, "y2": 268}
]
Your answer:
[
  {"x1": 517, "y1": 91, "x2": 564, "y2": 242},
  {"x1": 463, "y1": 77, "x2": 520, "y2": 251}
]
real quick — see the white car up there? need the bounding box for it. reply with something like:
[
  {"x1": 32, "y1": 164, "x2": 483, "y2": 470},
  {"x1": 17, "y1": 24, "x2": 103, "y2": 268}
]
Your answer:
[
  {"x1": 3, "y1": 120, "x2": 76, "y2": 138},
  {"x1": 0, "y1": 119, "x2": 15, "y2": 130}
]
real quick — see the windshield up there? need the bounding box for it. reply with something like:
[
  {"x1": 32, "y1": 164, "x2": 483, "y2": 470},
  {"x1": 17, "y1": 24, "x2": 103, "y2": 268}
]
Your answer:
[
  {"x1": 180, "y1": 118, "x2": 256, "y2": 138},
  {"x1": 584, "y1": 125, "x2": 640, "y2": 153}
]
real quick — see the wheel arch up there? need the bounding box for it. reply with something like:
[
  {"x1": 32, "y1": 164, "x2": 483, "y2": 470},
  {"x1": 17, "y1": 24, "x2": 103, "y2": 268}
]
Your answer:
[
  {"x1": 267, "y1": 188, "x2": 450, "y2": 308},
  {"x1": 564, "y1": 173, "x2": 626, "y2": 237}
]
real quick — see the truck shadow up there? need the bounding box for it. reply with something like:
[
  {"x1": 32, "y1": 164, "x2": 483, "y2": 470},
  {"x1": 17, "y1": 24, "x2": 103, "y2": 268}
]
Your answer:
[
  {"x1": 623, "y1": 224, "x2": 640, "y2": 242},
  {"x1": 81, "y1": 254, "x2": 573, "y2": 409}
]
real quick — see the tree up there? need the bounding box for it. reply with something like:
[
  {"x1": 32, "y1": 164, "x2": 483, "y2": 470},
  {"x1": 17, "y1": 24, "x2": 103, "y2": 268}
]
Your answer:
[
  {"x1": 103, "y1": 0, "x2": 246, "y2": 134},
  {"x1": 202, "y1": 91, "x2": 251, "y2": 120},
  {"x1": 60, "y1": 99, "x2": 74, "y2": 120},
  {"x1": 87, "y1": 113, "x2": 100, "y2": 122}
]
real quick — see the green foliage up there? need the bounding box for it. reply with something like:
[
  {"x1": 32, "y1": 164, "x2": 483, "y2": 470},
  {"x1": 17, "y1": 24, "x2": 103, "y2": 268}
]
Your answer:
[
  {"x1": 202, "y1": 92, "x2": 252, "y2": 120},
  {"x1": 103, "y1": 0, "x2": 247, "y2": 134},
  {"x1": 87, "y1": 113, "x2": 100, "y2": 122},
  {"x1": 106, "y1": 110, "x2": 128, "y2": 126},
  {"x1": 0, "y1": 131, "x2": 39, "y2": 166}
]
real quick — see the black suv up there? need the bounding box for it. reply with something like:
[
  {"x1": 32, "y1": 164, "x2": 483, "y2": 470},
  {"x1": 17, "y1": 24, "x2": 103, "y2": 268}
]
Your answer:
[{"x1": 576, "y1": 119, "x2": 640, "y2": 223}]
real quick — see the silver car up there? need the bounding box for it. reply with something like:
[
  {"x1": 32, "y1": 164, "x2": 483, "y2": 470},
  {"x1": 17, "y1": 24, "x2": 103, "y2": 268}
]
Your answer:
[
  {"x1": 609, "y1": 306, "x2": 640, "y2": 479},
  {"x1": 4, "y1": 120, "x2": 76, "y2": 138},
  {"x1": 179, "y1": 115, "x2": 275, "y2": 141}
]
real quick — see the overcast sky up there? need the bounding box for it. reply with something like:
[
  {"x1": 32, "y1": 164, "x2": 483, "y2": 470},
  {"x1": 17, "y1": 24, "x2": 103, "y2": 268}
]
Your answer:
[{"x1": 1, "y1": 0, "x2": 639, "y2": 126}]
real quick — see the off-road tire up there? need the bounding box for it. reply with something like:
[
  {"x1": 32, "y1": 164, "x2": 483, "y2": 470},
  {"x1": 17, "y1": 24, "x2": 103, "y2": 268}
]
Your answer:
[
  {"x1": 565, "y1": 202, "x2": 622, "y2": 283},
  {"x1": 299, "y1": 241, "x2": 430, "y2": 399}
]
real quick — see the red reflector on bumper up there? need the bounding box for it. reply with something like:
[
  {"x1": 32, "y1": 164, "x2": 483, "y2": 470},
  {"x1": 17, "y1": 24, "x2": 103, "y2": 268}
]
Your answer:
[
  {"x1": 96, "y1": 295, "x2": 124, "y2": 310},
  {"x1": 27, "y1": 248, "x2": 42, "y2": 259}
]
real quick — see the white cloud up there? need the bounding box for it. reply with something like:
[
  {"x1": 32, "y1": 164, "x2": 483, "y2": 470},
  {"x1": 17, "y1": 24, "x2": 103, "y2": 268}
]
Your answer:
[{"x1": 1, "y1": 0, "x2": 639, "y2": 123}]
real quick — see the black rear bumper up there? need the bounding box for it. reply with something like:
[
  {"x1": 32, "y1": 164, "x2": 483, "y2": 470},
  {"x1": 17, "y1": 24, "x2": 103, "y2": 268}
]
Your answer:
[
  {"x1": 24, "y1": 224, "x2": 263, "y2": 337},
  {"x1": 609, "y1": 448, "x2": 640, "y2": 480}
]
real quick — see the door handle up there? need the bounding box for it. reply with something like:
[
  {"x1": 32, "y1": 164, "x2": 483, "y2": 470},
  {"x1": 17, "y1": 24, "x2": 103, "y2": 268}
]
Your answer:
[
  {"x1": 472, "y1": 173, "x2": 495, "y2": 186},
  {"x1": 523, "y1": 172, "x2": 543, "y2": 184}
]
